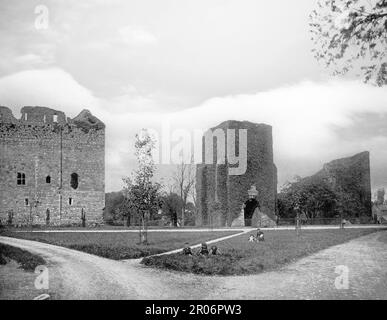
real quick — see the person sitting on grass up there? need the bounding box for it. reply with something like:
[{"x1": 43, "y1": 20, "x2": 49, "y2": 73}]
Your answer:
[
  {"x1": 248, "y1": 235, "x2": 257, "y2": 242},
  {"x1": 256, "y1": 228, "x2": 265, "y2": 242},
  {"x1": 198, "y1": 242, "x2": 209, "y2": 256},
  {"x1": 210, "y1": 245, "x2": 220, "y2": 255},
  {"x1": 182, "y1": 243, "x2": 193, "y2": 255}
]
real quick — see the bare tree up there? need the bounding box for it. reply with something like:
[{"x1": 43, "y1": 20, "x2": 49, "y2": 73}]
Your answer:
[{"x1": 173, "y1": 159, "x2": 195, "y2": 226}]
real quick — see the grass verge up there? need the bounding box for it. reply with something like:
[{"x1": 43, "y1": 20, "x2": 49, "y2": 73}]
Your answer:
[
  {"x1": 1, "y1": 230, "x2": 238, "y2": 260},
  {"x1": 0, "y1": 243, "x2": 45, "y2": 271},
  {"x1": 141, "y1": 228, "x2": 384, "y2": 275}
]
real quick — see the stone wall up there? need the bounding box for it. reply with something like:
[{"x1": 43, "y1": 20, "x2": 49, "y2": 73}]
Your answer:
[
  {"x1": 0, "y1": 106, "x2": 105, "y2": 226},
  {"x1": 313, "y1": 151, "x2": 372, "y2": 219},
  {"x1": 196, "y1": 120, "x2": 277, "y2": 226}
]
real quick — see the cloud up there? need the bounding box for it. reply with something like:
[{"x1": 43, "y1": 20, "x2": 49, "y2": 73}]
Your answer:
[
  {"x1": 1, "y1": 68, "x2": 387, "y2": 192},
  {"x1": 100, "y1": 79, "x2": 387, "y2": 191},
  {"x1": 182, "y1": 80, "x2": 387, "y2": 154},
  {"x1": 105, "y1": 85, "x2": 162, "y2": 113},
  {"x1": 165, "y1": 80, "x2": 387, "y2": 188},
  {"x1": 12, "y1": 53, "x2": 53, "y2": 67},
  {"x1": 0, "y1": 68, "x2": 99, "y2": 117},
  {"x1": 117, "y1": 25, "x2": 158, "y2": 46}
]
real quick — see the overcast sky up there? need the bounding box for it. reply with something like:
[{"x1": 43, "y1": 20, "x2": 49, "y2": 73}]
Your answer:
[{"x1": 0, "y1": 0, "x2": 386, "y2": 194}]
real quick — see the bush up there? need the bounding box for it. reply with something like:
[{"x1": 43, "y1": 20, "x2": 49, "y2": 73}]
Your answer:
[
  {"x1": 67, "y1": 244, "x2": 164, "y2": 260},
  {"x1": 0, "y1": 254, "x2": 7, "y2": 265},
  {"x1": 0, "y1": 243, "x2": 45, "y2": 271},
  {"x1": 142, "y1": 250, "x2": 246, "y2": 275}
]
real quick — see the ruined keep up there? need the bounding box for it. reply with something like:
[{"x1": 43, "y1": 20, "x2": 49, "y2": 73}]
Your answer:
[
  {"x1": 196, "y1": 120, "x2": 277, "y2": 227},
  {"x1": 312, "y1": 151, "x2": 372, "y2": 219},
  {"x1": 0, "y1": 106, "x2": 105, "y2": 226}
]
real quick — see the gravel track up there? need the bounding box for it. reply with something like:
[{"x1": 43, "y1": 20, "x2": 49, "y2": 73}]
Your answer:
[{"x1": 1, "y1": 230, "x2": 387, "y2": 300}]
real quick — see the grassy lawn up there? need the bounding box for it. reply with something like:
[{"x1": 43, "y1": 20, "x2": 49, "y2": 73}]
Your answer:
[
  {"x1": 0, "y1": 230, "x2": 239, "y2": 260},
  {"x1": 141, "y1": 228, "x2": 384, "y2": 275},
  {"x1": 2, "y1": 225, "x2": 234, "y2": 231},
  {"x1": 0, "y1": 243, "x2": 46, "y2": 271}
]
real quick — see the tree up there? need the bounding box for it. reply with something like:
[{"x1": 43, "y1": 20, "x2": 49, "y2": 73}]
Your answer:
[
  {"x1": 278, "y1": 176, "x2": 338, "y2": 221},
  {"x1": 184, "y1": 202, "x2": 197, "y2": 226},
  {"x1": 160, "y1": 192, "x2": 183, "y2": 226},
  {"x1": 173, "y1": 159, "x2": 195, "y2": 227},
  {"x1": 104, "y1": 191, "x2": 125, "y2": 224},
  {"x1": 310, "y1": 0, "x2": 387, "y2": 85},
  {"x1": 122, "y1": 129, "x2": 162, "y2": 243}
]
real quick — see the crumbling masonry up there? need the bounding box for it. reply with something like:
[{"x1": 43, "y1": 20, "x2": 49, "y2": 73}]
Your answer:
[
  {"x1": 196, "y1": 120, "x2": 277, "y2": 227},
  {"x1": 312, "y1": 151, "x2": 372, "y2": 219},
  {"x1": 0, "y1": 106, "x2": 105, "y2": 226}
]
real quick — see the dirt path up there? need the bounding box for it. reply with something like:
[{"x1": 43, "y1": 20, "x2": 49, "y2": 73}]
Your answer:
[
  {"x1": 1, "y1": 231, "x2": 387, "y2": 300},
  {"x1": 209, "y1": 231, "x2": 387, "y2": 299}
]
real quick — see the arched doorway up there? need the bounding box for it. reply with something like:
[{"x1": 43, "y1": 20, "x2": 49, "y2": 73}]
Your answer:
[{"x1": 243, "y1": 198, "x2": 259, "y2": 226}]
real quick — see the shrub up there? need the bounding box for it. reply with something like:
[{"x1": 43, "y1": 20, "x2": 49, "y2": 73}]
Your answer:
[
  {"x1": 142, "y1": 250, "x2": 246, "y2": 275},
  {"x1": 0, "y1": 244, "x2": 45, "y2": 271},
  {"x1": 0, "y1": 254, "x2": 7, "y2": 265},
  {"x1": 67, "y1": 244, "x2": 164, "y2": 260}
]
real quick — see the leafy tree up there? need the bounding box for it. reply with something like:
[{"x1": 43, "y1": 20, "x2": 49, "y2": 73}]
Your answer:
[
  {"x1": 104, "y1": 191, "x2": 125, "y2": 224},
  {"x1": 160, "y1": 192, "x2": 183, "y2": 226},
  {"x1": 278, "y1": 176, "x2": 338, "y2": 220},
  {"x1": 310, "y1": 0, "x2": 387, "y2": 85},
  {"x1": 122, "y1": 129, "x2": 162, "y2": 242},
  {"x1": 184, "y1": 202, "x2": 197, "y2": 226}
]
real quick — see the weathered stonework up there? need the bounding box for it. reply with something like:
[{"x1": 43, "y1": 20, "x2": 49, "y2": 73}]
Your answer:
[
  {"x1": 0, "y1": 106, "x2": 105, "y2": 226},
  {"x1": 313, "y1": 151, "x2": 372, "y2": 219},
  {"x1": 196, "y1": 120, "x2": 277, "y2": 227}
]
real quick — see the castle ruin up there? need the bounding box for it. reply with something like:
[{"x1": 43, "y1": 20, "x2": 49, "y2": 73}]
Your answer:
[
  {"x1": 0, "y1": 106, "x2": 105, "y2": 226},
  {"x1": 308, "y1": 151, "x2": 372, "y2": 220},
  {"x1": 196, "y1": 120, "x2": 277, "y2": 227}
]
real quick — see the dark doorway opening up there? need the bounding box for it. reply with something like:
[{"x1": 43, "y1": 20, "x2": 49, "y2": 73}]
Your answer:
[{"x1": 243, "y1": 198, "x2": 259, "y2": 226}]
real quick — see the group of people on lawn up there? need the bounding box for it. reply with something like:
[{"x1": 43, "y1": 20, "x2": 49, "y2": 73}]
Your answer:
[
  {"x1": 182, "y1": 228, "x2": 265, "y2": 256},
  {"x1": 182, "y1": 243, "x2": 220, "y2": 256}
]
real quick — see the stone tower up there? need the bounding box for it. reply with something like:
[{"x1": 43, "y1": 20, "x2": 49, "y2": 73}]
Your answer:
[
  {"x1": 196, "y1": 120, "x2": 277, "y2": 227},
  {"x1": 0, "y1": 106, "x2": 105, "y2": 226}
]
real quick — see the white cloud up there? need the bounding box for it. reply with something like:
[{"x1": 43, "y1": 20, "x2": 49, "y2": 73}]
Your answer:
[
  {"x1": 166, "y1": 80, "x2": 387, "y2": 157},
  {"x1": 117, "y1": 25, "x2": 158, "y2": 46},
  {"x1": 0, "y1": 68, "x2": 99, "y2": 117},
  {"x1": 1, "y1": 68, "x2": 387, "y2": 192},
  {"x1": 13, "y1": 54, "x2": 50, "y2": 66},
  {"x1": 165, "y1": 80, "x2": 387, "y2": 188}
]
